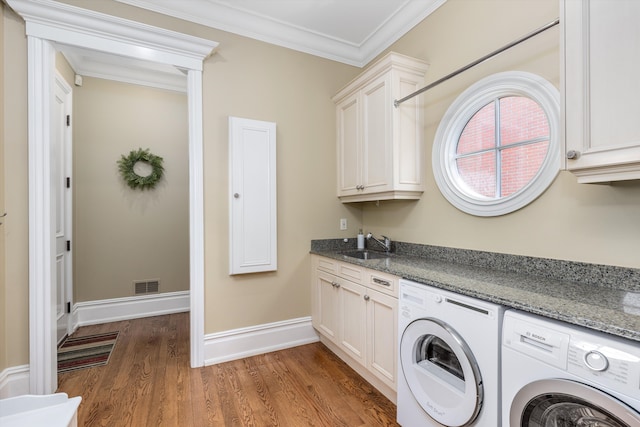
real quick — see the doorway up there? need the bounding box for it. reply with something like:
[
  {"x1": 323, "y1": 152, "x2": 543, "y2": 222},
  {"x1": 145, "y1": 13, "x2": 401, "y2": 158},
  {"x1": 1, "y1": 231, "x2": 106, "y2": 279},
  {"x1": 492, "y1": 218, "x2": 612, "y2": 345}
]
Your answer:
[{"x1": 7, "y1": 0, "x2": 218, "y2": 394}]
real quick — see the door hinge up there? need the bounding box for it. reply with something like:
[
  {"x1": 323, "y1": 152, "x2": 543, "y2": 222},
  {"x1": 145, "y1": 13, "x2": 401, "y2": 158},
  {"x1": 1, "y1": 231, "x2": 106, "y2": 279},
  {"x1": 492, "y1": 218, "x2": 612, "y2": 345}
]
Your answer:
[
  {"x1": 66, "y1": 177, "x2": 71, "y2": 188},
  {"x1": 66, "y1": 302, "x2": 71, "y2": 314},
  {"x1": 66, "y1": 240, "x2": 71, "y2": 251},
  {"x1": 66, "y1": 115, "x2": 71, "y2": 126}
]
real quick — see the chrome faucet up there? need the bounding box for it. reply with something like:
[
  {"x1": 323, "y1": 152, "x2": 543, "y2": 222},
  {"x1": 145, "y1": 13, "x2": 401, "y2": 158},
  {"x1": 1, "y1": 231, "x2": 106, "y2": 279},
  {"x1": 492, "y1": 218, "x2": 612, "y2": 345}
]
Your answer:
[{"x1": 366, "y1": 232, "x2": 391, "y2": 252}]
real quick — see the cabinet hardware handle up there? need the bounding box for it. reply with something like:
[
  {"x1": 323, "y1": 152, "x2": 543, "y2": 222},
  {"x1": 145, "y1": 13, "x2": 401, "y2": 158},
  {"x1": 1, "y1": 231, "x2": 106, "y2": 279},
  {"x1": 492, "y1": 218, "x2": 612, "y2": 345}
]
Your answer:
[
  {"x1": 372, "y1": 278, "x2": 391, "y2": 287},
  {"x1": 364, "y1": 295, "x2": 370, "y2": 301},
  {"x1": 566, "y1": 150, "x2": 579, "y2": 160},
  {"x1": 233, "y1": 193, "x2": 240, "y2": 198}
]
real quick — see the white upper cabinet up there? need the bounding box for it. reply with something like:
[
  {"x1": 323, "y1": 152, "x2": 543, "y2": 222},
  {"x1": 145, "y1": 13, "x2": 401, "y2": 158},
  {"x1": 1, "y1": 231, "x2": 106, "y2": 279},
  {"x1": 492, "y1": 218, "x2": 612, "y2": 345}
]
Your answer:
[
  {"x1": 563, "y1": 0, "x2": 640, "y2": 183},
  {"x1": 334, "y1": 52, "x2": 428, "y2": 202}
]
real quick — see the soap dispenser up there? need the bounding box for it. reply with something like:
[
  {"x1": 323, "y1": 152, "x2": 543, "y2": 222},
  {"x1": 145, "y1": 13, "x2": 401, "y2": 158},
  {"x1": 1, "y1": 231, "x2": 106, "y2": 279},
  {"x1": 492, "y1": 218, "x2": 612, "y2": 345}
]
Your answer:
[{"x1": 357, "y1": 229, "x2": 365, "y2": 250}]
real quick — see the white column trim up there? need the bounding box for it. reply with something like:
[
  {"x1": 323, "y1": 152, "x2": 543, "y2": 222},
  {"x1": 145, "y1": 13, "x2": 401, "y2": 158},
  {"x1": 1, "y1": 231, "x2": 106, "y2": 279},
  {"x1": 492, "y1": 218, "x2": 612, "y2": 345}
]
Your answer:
[
  {"x1": 27, "y1": 35, "x2": 57, "y2": 395},
  {"x1": 188, "y1": 69, "x2": 205, "y2": 368}
]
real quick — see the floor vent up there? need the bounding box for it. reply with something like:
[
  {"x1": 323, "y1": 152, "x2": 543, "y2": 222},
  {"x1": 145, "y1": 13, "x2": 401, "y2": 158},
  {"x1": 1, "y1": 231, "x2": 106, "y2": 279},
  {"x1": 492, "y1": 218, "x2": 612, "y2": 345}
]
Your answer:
[{"x1": 134, "y1": 280, "x2": 160, "y2": 295}]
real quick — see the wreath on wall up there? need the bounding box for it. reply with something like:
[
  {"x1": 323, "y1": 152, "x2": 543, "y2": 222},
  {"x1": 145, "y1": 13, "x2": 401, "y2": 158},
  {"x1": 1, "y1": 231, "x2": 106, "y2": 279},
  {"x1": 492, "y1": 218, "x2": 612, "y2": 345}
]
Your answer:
[{"x1": 117, "y1": 148, "x2": 164, "y2": 190}]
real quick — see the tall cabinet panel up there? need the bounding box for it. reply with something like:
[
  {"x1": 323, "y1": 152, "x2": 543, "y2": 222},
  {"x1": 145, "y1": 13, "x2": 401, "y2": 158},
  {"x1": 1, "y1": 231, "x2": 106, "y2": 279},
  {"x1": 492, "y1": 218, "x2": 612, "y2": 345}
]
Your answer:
[
  {"x1": 563, "y1": 0, "x2": 640, "y2": 183},
  {"x1": 334, "y1": 52, "x2": 428, "y2": 202}
]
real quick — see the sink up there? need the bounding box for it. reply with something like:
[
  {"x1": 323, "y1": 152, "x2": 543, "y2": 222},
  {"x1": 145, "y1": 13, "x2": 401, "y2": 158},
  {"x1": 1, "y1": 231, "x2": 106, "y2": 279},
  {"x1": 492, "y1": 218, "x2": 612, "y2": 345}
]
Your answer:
[{"x1": 341, "y1": 250, "x2": 391, "y2": 260}]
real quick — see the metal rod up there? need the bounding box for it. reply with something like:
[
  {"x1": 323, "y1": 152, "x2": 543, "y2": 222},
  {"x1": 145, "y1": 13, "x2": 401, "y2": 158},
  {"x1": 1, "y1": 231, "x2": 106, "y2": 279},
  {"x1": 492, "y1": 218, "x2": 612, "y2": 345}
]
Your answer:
[{"x1": 393, "y1": 18, "x2": 560, "y2": 108}]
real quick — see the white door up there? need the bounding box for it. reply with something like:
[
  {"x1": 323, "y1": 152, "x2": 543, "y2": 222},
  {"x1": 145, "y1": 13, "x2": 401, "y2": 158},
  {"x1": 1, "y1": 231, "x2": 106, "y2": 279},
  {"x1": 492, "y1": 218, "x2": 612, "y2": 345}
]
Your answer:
[{"x1": 53, "y1": 73, "x2": 73, "y2": 344}]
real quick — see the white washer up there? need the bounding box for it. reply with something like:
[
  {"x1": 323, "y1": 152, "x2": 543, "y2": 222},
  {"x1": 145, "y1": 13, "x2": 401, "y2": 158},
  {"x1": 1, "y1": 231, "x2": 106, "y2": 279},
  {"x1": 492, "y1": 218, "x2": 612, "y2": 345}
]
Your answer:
[
  {"x1": 502, "y1": 310, "x2": 640, "y2": 426},
  {"x1": 398, "y1": 279, "x2": 505, "y2": 427}
]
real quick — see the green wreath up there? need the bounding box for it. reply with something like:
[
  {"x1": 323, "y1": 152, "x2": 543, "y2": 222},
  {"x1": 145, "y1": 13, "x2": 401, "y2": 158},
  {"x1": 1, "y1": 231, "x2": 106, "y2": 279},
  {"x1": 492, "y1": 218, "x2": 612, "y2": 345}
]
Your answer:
[{"x1": 117, "y1": 148, "x2": 164, "y2": 190}]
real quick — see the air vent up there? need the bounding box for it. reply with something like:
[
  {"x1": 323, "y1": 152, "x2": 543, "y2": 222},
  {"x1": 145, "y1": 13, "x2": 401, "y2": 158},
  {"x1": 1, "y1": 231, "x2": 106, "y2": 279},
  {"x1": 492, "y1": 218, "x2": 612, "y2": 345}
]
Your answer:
[{"x1": 133, "y1": 280, "x2": 160, "y2": 295}]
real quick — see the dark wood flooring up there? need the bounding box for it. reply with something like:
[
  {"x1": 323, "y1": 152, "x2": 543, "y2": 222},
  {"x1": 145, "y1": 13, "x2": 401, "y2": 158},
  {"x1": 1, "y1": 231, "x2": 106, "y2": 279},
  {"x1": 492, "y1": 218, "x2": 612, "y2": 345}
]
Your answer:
[{"x1": 56, "y1": 313, "x2": 399, "y2": 426}]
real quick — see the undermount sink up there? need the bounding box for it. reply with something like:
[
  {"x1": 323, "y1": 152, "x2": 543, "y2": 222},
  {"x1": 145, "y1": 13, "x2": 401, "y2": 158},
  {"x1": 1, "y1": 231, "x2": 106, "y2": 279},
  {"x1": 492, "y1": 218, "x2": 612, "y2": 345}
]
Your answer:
[{"x1": 341, "y1": 250, "x2": 391, "y2": 260}]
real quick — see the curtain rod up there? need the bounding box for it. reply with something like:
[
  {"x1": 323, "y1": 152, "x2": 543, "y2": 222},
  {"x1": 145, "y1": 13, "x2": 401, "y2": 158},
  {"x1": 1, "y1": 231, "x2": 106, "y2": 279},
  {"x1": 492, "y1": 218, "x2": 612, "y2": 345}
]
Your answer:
[{"x1": 393, "y1": 18, "x2": 560, "y2": 108}]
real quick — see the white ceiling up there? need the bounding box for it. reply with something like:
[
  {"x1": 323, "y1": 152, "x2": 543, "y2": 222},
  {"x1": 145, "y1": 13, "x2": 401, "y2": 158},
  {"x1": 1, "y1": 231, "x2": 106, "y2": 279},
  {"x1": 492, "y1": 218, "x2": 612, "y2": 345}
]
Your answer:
[
  {"x1": 58, "y1": 0, "x2": 446, "y2": 92},
  {"x1": 114, "y1": 0, "x2": 447, "y2": 67}
]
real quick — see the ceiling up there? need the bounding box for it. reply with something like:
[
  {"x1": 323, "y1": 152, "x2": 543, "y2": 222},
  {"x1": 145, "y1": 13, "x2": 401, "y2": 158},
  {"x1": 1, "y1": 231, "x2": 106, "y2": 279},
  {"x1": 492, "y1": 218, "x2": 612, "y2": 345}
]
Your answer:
[
  {"x1": 114, "y1": 0, "x2": 447, "y2": 67},
  {"x1": 58, "y1": 0, "x2": 446, "y2": 92}
]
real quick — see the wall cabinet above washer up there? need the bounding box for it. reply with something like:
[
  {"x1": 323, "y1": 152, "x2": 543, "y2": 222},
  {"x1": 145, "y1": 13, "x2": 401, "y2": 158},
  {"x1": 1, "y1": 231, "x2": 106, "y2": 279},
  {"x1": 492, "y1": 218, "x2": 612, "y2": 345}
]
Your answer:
[
  {"x1": 563, "y1": 0, "x2": 640, "y2": 183},
  {"x1": 333, "y1": 52, "x2": 428, "y2": 202}
]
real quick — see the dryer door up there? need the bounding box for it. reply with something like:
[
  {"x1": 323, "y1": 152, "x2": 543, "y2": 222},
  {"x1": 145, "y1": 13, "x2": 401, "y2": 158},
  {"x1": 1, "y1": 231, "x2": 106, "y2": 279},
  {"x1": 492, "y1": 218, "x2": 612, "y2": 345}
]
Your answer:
[
  {"x1": 511, "y1": 379, "x2": 640, "y2": 426},
  {"x1": 400, "y1": 318, "x2": 482, "y2": 427}
]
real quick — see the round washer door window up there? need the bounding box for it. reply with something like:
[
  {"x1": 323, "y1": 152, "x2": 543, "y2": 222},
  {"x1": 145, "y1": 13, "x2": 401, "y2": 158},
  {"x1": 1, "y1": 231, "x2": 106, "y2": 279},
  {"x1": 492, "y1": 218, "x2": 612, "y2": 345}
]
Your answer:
[
  {"x1": 400, "y1": 318, "x2": 483, "y2": 426},
  {"x1": 511, "y1": 379, "x2": 640, "y2": 426}
]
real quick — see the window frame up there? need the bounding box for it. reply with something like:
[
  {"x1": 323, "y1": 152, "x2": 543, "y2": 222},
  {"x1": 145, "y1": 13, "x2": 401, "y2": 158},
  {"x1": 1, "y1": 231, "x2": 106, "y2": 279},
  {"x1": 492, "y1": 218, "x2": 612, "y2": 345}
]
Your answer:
[{"x1": 432, "y1": 71, "x2": 561, "y2": 216}]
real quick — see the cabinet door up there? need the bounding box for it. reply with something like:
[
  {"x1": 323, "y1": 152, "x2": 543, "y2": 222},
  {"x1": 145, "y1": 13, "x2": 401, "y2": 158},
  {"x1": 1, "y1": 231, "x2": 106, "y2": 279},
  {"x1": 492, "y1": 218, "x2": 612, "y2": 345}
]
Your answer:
[
  {"x1": 366, "y1": 288, "x2": 397, "y2": 389},
  {"x1": 314, "y1": 272, "x2": 340, "y2": 344},
  {"x1": 336, "y1": 92, "x2": 361, "y2": 196},
  {"x1": 229, "y1": 117, "x2": 277, "y2": 273},
  {"x1": 339, "y1": 278, "x2": 367, "y2": 366},
  {"x1": 564, "y1": 0, "x2": 640, "y2": 182},
  {"x1": 361, "y1": 74, "x2": 392, "y2": 193}
]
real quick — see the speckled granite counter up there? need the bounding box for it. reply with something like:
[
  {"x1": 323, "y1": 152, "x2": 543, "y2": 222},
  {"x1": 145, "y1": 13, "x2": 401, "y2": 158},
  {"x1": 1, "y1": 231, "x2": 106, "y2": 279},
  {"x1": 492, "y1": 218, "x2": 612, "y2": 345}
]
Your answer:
[{"x1": 311, "y1": 239, "x2": 640, "y2": 342}]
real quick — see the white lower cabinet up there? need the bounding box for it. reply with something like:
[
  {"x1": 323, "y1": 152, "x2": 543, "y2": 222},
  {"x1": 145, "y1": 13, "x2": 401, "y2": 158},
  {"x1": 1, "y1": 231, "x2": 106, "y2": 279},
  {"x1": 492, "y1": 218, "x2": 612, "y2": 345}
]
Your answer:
[{"x1": 311, "y1": 255, "x2": 398, "y2": 402}]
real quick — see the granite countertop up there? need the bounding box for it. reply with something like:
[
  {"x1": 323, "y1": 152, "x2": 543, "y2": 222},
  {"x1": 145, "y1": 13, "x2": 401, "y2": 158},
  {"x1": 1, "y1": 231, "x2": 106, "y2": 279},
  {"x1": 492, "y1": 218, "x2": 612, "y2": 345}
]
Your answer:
[{"x1": 311, "y1": 239, "x2": 640, "y2": 343}]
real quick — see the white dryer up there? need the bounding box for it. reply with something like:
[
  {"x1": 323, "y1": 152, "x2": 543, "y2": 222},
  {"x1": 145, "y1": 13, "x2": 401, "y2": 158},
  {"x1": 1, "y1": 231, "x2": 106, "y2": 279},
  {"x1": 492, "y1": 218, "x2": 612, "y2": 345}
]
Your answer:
[
  {"x1": 398, "y1": 279, "x2": 505, "y2": 427},
  {"x1": 502, "y1": 310, "x2": 640, "y2": 426}
]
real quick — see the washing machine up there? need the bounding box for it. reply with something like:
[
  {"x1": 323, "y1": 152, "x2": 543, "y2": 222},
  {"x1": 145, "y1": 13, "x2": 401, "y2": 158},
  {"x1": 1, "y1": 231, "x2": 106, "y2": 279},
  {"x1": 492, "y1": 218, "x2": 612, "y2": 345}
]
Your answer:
[
  {"x1": 398, "y1": 279, "x2": 505, "y2": 426},
  {"x1": 502, "y1": 310, "x2": 640, "y2": 426}
]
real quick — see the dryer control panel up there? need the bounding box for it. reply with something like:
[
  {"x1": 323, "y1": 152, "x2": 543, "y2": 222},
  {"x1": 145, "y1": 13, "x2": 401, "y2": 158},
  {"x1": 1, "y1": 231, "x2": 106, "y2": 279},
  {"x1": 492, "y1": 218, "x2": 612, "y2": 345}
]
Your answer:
[{"x1": 567, "y1": 334, "x2": 640, "y2": 399}]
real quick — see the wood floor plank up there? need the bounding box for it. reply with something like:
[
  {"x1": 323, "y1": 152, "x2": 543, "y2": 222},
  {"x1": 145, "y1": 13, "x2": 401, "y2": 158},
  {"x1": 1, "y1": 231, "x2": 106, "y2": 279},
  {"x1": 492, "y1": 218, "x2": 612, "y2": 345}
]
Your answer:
[{"x1": 57, "y1": 313, "x2": 399, "y2": 426}]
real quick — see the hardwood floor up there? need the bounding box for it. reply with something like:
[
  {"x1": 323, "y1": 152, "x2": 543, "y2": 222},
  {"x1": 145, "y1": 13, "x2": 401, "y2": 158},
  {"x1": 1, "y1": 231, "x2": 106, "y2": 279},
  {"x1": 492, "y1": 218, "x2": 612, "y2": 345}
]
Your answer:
[{"x1": 57, "y1": 313, "x2": 399, "y2": 426}]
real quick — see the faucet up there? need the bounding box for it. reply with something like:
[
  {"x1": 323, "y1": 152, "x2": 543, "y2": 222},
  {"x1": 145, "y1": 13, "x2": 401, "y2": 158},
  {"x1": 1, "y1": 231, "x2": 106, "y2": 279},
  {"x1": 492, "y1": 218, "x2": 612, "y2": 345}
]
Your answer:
[{"x1": 366, "y1": 232, "x2": 391, "y2": 252}]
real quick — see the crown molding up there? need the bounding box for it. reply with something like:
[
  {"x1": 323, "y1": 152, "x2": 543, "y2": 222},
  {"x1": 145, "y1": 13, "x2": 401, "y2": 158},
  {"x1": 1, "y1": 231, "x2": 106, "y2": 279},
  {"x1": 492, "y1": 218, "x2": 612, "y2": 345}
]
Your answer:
[{"x1": 115, "y1": 0, "x2": 446, "y2": 67}]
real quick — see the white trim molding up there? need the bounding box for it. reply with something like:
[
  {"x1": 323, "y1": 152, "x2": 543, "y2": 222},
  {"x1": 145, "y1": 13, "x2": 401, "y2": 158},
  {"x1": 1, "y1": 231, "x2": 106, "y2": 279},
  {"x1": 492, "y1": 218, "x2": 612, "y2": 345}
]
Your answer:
[
  {"x1": 5, "y1": 0, "x2": 218, "y2": 394},
  {"x1": 204, "y1": 317, "x2": 319, "y2": 366},
  {"x1": 0, "y1": 365, "x2": 30, "y2": 399},
  {"x1": 114, "y1": 0, "x2": 446, "y2": 67},
  {"x1": 73, "y1": 291, "x2": 190, "y2": 328}
]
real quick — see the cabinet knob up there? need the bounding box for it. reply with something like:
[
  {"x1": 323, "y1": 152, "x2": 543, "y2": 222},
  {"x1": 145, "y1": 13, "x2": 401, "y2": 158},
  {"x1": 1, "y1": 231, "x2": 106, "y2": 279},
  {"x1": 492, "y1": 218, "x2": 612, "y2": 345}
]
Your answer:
[
  {"x1": 364, "y1": 295, "x2": 370, "y2": 301},
  {"x1": 566, "y1": 150, "x2": 579, "y2": 160},
  {"x1": 233, "y1": 193, "x2": 240, "y2": 198}
]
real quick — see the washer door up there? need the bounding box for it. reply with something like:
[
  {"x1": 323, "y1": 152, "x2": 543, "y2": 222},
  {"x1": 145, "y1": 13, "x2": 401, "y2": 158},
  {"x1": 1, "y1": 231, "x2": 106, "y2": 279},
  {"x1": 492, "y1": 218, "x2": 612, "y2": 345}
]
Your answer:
[
  {"x1": 511, "y1": 379, "x2": 640, "y2": 426},
  {"x1": 400, "y1": 318, "x2": 483, "y2": 426}
]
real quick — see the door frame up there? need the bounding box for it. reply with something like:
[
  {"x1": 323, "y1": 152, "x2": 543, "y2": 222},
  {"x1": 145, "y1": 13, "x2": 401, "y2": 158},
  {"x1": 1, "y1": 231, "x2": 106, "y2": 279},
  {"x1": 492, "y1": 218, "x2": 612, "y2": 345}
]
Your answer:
[{"x1": 6, "y1": 0, "x2": 218, "y2": 394}]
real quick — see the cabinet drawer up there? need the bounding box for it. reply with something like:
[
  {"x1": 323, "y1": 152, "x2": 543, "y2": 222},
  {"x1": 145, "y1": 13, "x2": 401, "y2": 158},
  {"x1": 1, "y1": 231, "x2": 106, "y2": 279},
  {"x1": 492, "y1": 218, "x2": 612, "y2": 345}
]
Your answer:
[
  {"x1": 367, "y1": 270, "x2": 398, "y2": 297},
  {"x1": 315, "y1": 255, "x2": 338, "y2": 274},
  {"x1": 338, "y1": 262, "x2": 364, "y2": 283}
]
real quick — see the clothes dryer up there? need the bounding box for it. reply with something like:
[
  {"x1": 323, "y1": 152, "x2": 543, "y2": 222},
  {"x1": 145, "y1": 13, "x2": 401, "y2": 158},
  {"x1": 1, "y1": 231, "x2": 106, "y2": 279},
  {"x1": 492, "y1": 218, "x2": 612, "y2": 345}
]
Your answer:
[
  {"x1": 398, "y1": 279, "x2": 505, "y2": 426},
  {"x1": 502, "y1": 310, "x2": 640, "y2": 426}
]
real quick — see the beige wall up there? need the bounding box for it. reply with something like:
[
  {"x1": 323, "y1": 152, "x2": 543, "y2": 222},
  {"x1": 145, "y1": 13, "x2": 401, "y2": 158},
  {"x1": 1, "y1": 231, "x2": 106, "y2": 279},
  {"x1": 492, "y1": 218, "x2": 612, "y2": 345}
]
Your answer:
[
  {"x1": 4, "y1": 0, "x2": 637, "y2": 372},
  {"x1": 362, "y1": 0, "x2": 640, "y2": 269},
  {"x1": 0, "y1": 3, "x2": 6, "y2": 372},
  {"x1": 2, "y1": 4, "x2": 29, "y2": 368},
  {"x1": 1, "y1": 0, "x2": 360, "y2": 367},
  {"x1": 73, "y1": 77, "x2": 190, "y2": 301}
]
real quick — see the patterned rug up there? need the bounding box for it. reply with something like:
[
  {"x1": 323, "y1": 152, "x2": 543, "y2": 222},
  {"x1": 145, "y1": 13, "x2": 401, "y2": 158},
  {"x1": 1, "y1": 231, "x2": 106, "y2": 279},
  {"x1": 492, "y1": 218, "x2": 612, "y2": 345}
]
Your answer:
[{"x1": 57, "y1": 331, "x2": 119, "y2": 374}]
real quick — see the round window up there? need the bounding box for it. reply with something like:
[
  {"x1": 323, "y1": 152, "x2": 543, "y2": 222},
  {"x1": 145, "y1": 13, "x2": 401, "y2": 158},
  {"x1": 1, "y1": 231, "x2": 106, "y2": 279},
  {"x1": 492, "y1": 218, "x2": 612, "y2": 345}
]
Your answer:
[{"x1": 432, "y1": 71, "x2": 560, "y2": 216}]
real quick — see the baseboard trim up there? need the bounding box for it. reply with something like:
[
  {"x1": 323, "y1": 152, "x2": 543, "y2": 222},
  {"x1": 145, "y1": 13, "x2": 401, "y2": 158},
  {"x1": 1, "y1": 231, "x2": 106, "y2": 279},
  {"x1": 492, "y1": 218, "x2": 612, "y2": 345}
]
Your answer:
[
  {"x1": 204, "y1": 317, "x2": 319, "y2": 365},
  {"x1": 73, "y1": 291, "x2": 190, "y2": 327},
  {"x1": 0, "y1": 365, "x2": 30, "y2": 399}
]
